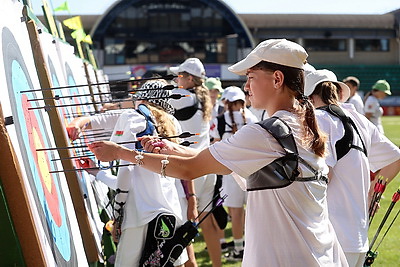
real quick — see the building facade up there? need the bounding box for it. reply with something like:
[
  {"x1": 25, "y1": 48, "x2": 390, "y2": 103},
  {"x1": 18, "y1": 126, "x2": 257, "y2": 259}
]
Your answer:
[{"x1": 54, "y1": 0, "x2": 400, "y2": 99}]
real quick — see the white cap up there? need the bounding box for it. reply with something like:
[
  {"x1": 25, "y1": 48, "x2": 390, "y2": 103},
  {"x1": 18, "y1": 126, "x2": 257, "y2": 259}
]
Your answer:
[
  {"x1": 221, "y1": 86, "x2": 246, "y2": 102},
  {"x1": 303, "y1": 63, "x2": 316, "y2": 75},
  {"x1": 228, "y1": 39, "x2": 308, "y2": 75},
  {"x1": 304, "y1": 69, "x2": 350, "y2": 103},
  {"x1": 170, "y1": 58, "x2": 206, "y2": 79}
]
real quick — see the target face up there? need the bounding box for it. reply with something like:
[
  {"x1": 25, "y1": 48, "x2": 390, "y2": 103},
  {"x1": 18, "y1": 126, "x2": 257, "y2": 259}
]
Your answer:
[{"x1": 0, "y1": 9, "x2": 81, "y2": 264}]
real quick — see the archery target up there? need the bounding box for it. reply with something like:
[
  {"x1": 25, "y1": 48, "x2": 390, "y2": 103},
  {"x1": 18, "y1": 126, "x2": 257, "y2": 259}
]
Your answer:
[
  {"x1": 37, "y1": 28, "x2": 105, "y2": 254},
  {"x1": 0, "y1": 1, "x2": 86, "y2": 265},
  {"x1": 55, "y1": 40, "x2": 113, "y2": 218}
]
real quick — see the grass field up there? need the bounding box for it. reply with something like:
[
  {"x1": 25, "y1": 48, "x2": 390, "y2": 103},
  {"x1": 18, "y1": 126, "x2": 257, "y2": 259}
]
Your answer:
[
  {"x1": 367, "y1": 116, "x2": 400, "y2": 266},
  {"x1": 192, "y1": 116, "x2": 400, "y2": 266}
]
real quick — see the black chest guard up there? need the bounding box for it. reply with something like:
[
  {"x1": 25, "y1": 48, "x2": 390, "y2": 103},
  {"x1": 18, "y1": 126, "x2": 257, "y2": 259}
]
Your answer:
[
  {"x1": 247, "y1": 117, "x2": 328, "y2": 191},
  {"x1": 173, "y1": 90, "x2": 201, "y2": 121},
  {"x1": 318, "y1": 104, "x2": 367, "y2": 161}
]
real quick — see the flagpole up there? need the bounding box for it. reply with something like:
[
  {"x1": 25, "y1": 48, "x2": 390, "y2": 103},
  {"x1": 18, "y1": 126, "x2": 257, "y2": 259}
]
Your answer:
[{"x1": 49, "y1": 0, "x2": 56, "y2": 22}]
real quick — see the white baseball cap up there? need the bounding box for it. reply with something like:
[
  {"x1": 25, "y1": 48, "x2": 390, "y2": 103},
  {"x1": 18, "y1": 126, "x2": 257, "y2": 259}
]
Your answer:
[
  {"x1": 170, "y1": 58, "x2": 206, "y2": 79},
  {"x1": 221, "y1": 86, "x2": 246, "y2": 102},
  {"x1": 303, "y1": 63, "x2": 316, "y2": 75},
  {"x1": 304, "y1": 69, "x2": 350, "y2": 103},
  {"x1": 228, "y1": 39, "x2": 308, "y2": 75}
]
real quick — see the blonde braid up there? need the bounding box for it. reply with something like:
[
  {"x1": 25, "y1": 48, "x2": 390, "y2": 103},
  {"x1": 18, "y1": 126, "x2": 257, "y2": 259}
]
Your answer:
[
  {"x1": 147, "y1": 104, "x2": 179, "y2": 144},
  {"x1": 192, "y1": 75, "x2": 212, "y2": 122}
]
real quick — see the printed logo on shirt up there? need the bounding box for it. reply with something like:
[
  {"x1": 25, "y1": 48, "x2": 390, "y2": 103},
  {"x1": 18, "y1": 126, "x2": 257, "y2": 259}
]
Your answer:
[
  {"x1": 115, "y1": 130, "x2": 124, "y2": 136},
  {"x1": 160, "y1": 219, "x2": 171, "y2": 238},
  {"x1": 154, "y1": 214, "x2": 176, "y2": 239}
]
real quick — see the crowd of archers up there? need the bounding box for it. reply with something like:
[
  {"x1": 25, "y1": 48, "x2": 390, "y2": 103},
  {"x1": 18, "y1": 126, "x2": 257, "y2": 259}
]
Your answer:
[{"x1": 66, "y1": 39, "x2": 400, "y2": 267}]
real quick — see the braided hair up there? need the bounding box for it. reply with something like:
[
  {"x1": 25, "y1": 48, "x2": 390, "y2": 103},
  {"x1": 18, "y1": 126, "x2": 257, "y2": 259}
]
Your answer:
[{"x1": 181, "y1": 71, "x2": 213, "y2": 122}]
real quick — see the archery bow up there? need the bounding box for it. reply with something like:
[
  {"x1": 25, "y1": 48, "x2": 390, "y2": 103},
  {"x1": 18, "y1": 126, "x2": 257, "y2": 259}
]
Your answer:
[{"x1": 364, "y1": 186, "x2": 400, "y2": 266}]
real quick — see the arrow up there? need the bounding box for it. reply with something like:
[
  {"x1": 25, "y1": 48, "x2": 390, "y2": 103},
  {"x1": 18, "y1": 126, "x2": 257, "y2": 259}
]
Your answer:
[
  {"x1": 180, "y1": 141, "x2": 197, "y2": 147},
  {"x1": 364, "y1": 187, "x2": 400, "y2": 266},
  {"x1": 40, "y1": 132, "x2": 198, "y2": 152},
  {"x1": 160, "y1": 132, "x2": 199, "y2": 140},
  {"x1": 27, "y1": 85, "x2": 179, "y2": 101},
  {"x1": 369, "y1": 186, "x2": 400, "y2": 249},
  {"x1": 64, "y1": 112, "x2": 98, "y2": 118},
  {"x1": 28, "y1": 94, "x2": 189, "y2": 110},
  {"x1": 49, "y1": 163, "x2": 137, "y2": 173},
  {"x1": 51, "y1": 154, "x2": 95, "y2": 161},
  {"x1": 36, "y1": 140, "x2": 137, "y2": 151},
  {"x1": 369, "y1": 176, "x2": 388, "y2": 226},
  {"x1": 73, "y1": 135, "x2": 112, "y2": 141},
  {"x1": 20, "y1": 74, "x2": 178, "y2": 93}
]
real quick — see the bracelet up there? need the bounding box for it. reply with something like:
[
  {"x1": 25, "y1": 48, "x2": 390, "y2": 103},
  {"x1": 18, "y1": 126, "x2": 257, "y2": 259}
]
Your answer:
[
  {"x1": 160, "y1": 155, "x2": 169, "y2": 178},
  {"x1": 188, "y1": 193, "x2": 197, "y2": 198},
  {"x1": 135, "y1": 150, "x2": 144, "y2": 165}
]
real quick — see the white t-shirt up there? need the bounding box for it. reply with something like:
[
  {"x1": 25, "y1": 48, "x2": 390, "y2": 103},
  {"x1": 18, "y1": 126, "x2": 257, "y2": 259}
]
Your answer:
[
  {"x1": 347, "y1": 93, "x2": 364, "y2": 115},
  {"x1": 247, "y1": 105, "x2": 267, "y2": 121},
  {"x1": 209, "y1": 110, "x2": 347, "y2": 267},
  {"x1": 210, "y1": 109, "x2": 258, "y2": 140},
  {"x1": 90, "y1": 110, "x2": 123, "y2": 130},
  {"x1": 210, "y1": 101, "x2": 224, "y2": 123},
  {"x1": 170, "y1": 88, "x2": 210, "y2": 150},
  {"x1": 110, "y1": 109, "x2": 184, "y2": 229},
  {"x1": 210, "y1": 109, "x2": 258, "y2": 207},
  {"x1": 316, "y1": 103, "x2": 400, "y2": 253},
  {"x1": 364, "y1": 95, "x2": 384, "y2": 133},
  {"x1": 170, "y1": 88, "x2": 215, "y2": 204}
]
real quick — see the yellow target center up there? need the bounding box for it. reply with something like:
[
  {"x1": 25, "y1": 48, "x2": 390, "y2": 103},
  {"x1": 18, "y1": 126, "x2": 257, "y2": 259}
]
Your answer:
[{"x1": 33, "y1": 128, "x2": 52, "y2": 193}]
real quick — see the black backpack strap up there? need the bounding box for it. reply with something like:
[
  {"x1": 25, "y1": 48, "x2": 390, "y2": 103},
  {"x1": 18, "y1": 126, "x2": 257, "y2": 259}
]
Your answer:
[
  {"x1": 247, "y1": 117, "x2": 327, "y2": 191},
  {"x1": 216, "y1": 114, "x2": 232, "y2": 139},
  {"x1": 217, "y1": 105, "x2": 224, "y2": 116},
  {"x1": 260, "y1": 110, "x2": 267, "y2": 121},
  {"x1": 173, "y1": 93, "x2": 201, "y2": 121},
  {"x1": 318, "y1": 104, "x2": 367, "y2": 160}
]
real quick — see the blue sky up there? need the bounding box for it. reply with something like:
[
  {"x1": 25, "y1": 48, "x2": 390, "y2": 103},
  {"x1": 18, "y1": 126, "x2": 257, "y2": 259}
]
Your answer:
[{"x1": 31, "y1": 0, "x2": 400, "y2": 15}]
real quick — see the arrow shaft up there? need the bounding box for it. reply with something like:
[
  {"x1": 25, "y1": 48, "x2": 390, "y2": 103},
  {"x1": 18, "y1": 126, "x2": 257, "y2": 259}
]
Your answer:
[
  {"x1": 373, "y1": 208, "x2": 400, "y2": 252},
  {"x1": 51, "y1": 155, "x2": 95, "y2": 161},
  {"x1": 20, "y1": 75, "x2": 177, "y2": 93},
  {"x1": 28, "y1": 95, "x2": 186, "y2": 110},
  {"x1": 49, "y1": 163, "x2": 136, "y2": 173},
  {"x1": 369, "y1": 202, "x2": 396, "y2": 249},
  {"x1": 27, "y1": 85, "x2": 179, "y2": 101}
]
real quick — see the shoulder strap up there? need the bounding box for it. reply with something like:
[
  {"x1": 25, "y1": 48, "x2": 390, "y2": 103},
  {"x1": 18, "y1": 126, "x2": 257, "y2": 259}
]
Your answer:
[
  {"x1": 258, "y1": 117, "x2": 322, "y2": 180},
  {"x1": 135, "y1": 104, "x2": 156, "y2": 149},
  {"x1": 318, "y1": 104, "x2": 367, "y2": 160},
  {"x1": 257, "y1": 117, "x2": 298, "y2": 156},
  {"x1": 173, "y1": 94, "x2": 201, "y2": 121},
  {"x1": 216, "y1": 114, "x2": 233, "y2": 138},
  {"x1": 217, "y1": 105, "x2": 224, "y2": 116},
  {"x1": 217, "y1": 114, "x2": 226, "y2": 139}
]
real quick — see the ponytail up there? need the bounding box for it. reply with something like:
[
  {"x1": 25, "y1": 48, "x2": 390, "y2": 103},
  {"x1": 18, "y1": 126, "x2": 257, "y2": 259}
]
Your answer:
[
  {"x1": 311, "y1": 81, "x2": 340, "y2": 106},
  {"x1": 295, "y1": 96, "x2": 327, "y2": 157},
  {"x1": 187, "y1": 73, "x2": 213, "y2": 122}
]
